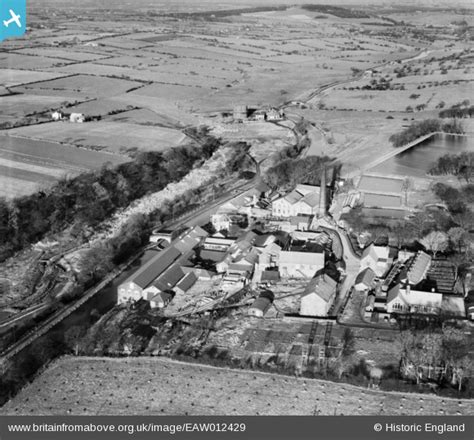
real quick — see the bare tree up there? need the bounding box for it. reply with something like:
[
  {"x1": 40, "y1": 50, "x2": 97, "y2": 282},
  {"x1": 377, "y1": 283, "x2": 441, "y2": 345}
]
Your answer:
[{"x1": 420, "y1": 231, "x2": 448, "y2": 258}]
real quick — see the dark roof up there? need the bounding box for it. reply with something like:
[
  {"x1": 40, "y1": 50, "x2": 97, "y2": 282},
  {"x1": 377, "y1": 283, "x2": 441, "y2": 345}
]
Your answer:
[
  {"x1": 130, "y1": 247, "x2": 181, "y2": 289},
  {"x1": 254, "y1": 233, "x2": 272, "y2": 248},
  {"x1": 200, "y1": 249, "x2": 227, "y2": 263},
  {"x1": 153, "y1": 265, "x2": 185, "y2": 291},
  {"x1": 176, "y1": 272, "x2": 197, "y2": 292},
  {"x1": 156, "y1": 290, "x2": 175, "y2": 303},
  {"x1": 356, "y1": 267, "x2": 376, "y2": 287},
  {"x1": 261, "y1": 270, "x2": 280, "y2": 282},
  {"x1": 250, "y1": 296, "x2": 272, "y2": 312}
]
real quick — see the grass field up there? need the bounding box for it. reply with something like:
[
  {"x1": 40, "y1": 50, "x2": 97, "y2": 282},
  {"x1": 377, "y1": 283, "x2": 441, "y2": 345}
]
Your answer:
[
  {"x1": 2, "y1": 356, "x2": 473, "y2": 416},
  {"x1": 0, "y1": 134, "x2": 129, "y2": 198},
  {"x1": 7, "y1": 122, "x2": 186, "y2": 154}
]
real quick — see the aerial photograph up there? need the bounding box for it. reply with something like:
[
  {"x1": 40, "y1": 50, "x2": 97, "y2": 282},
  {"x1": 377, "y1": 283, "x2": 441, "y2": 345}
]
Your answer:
[{"x1": 0, "y1": 0, "x2": 473, "y2": 433}]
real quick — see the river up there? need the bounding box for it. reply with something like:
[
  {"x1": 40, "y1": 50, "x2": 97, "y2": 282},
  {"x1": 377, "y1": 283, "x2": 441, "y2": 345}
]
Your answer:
[{"x1": 371, "y1": 133, "x2": 474, "y2": 177}]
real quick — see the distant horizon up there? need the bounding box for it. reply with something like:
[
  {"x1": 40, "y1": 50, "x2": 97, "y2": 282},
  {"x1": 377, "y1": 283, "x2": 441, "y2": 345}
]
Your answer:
[{"x1": 29, "y1": 0, "x2": 474, "y2": 11}]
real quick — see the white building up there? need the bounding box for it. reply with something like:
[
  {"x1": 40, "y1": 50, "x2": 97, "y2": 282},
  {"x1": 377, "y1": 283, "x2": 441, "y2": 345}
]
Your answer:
[
  {"x1": 272, "y1": 184, "x2": 322, "y2": 218},
  {"x1": 360, "y1": 244, "x2": 394, "y2": 278},
  {"x1": 386, "y1": 284, "x2": 442, "y2": 315},
  {"x1": 70, "y1": 113, "x2": 85, "y2": 123},
  {"x1": 300, "y1": 274, "x2": 337, "y2": 316},
  {"x1": 279, "y1": 250, "x2": 324, "y2": 279}
]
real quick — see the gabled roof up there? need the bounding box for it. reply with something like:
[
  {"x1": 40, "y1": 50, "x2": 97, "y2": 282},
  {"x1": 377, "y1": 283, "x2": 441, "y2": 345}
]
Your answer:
[
  {"x1": 130, "y1": 247, "x2": 181, "y2": 289},
  {"x1": 200, "y1": 249, "x2": 227, "y2": 263},
  {"x1": 299, "y1": 192, "x2": 320, "y2": 208},
  {"x1": 176, "y1": 272, "x2": 197, "y2": 292},
  {"x1": 355, "y1": 267, "x2": 376, "y2": 287},
  {"x1": 174, "y1": 227, "x2": 208, "y2": 253},
  {"x1": 407, "y1": 251, "x2": 432, "y2": 285},
  {"x1": 152, "y1": 265, "x2": 184, "y2": 291},
  {"x1": 302, "y1": 274, "x2": 337, "y2": 302}
]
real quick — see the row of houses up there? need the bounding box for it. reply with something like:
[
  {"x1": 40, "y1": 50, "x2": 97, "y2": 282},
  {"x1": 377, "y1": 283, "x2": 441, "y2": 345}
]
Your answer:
[{"x1": 355, "y1": 245, "x2": 466, "y2": 319}]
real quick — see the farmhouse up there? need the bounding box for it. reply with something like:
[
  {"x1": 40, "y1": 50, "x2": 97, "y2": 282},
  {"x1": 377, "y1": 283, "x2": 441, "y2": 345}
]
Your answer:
[
  {"x1": 300, "y1": 273, "x2": 337, "y2": 316},
  {"x1": 70, "y1": 113, "x2": 85, "y2": 123}
]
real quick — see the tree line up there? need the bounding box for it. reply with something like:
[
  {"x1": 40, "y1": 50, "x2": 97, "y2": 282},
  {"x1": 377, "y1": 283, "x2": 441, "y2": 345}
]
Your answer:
[
  {"x1": 389, "y1": 119, "x2": 464, "y2": 148},
  {"x1": 264, "y1": 155, "x2": 336, "y2": 190},
  {"x1": 0, "y1": 135, "x2": 221, "y2": 262},
  {"x1": 429, "y1": 152, "x2": 473, "y2": 182}
]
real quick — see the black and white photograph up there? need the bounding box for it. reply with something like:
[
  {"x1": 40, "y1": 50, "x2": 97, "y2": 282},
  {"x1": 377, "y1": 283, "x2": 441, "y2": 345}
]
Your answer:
[{"x1": 0, "y1": 1, "x2": 473, "y2": 439}]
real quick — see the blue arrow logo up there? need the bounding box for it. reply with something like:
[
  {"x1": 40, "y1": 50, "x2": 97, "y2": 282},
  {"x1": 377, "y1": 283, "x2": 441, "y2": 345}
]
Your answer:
[{"x1": 1, "y1": 0, "x2": 26, "y2": 42}]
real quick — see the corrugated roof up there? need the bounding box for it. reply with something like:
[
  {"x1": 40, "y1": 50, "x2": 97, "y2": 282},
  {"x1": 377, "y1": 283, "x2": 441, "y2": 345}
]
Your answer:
[
  {"x1": 131, "y1": 247, "x2": 181, "y2": 289},
  {"x1": 407, "y1": 251, "x2": 432, "y2": 285}
]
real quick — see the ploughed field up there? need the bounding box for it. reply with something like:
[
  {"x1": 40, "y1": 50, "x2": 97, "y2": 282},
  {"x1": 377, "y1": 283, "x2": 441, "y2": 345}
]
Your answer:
[
  {"x1": 2, "y1": 356, "x2": 473, "y2": 416},
  {"x1": 0, "y1": 135, "x2": 129, "y2": 199}
]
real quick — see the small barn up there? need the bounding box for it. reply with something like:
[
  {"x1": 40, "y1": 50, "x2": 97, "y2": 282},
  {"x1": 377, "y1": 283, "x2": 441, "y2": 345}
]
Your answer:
[
  {"x1": 248, "y1": 290, "x2": 274, "y2": 318},
  {"x1": 150, "y1": 290, "x2": 175, "y2": 309}
]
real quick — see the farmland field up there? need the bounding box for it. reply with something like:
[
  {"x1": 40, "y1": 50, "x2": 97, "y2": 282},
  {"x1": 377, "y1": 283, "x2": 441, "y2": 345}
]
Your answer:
[
  {"x1": 6, "y1": 122, "x2": 187, "y2": 154},
  {"x1": 0, "y1": 134, "x2": 129, "y2": 198},
  {"x1": 2, "y1": 356, "x2": 472, "y2": 416}
]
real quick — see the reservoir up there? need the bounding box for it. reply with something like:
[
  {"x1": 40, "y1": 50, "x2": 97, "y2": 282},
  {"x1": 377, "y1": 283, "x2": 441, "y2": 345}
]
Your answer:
[{"x1": 371, "y1": 133, "x2": 474, "y2": 177}]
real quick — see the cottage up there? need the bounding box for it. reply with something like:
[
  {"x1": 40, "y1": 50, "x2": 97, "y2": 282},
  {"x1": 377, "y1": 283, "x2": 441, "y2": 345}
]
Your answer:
[
  {"x1": 360, "y1": 244, "x2": 394, "y2": 277},
  {"x1": 386, "y1": 284, "x2": 443, "y2": 315},
  {"x1": 355, "y1": 267, "x2": 376, "y2": 291},
  {"x1": 70, "y1": 113, "x2": 85, "y2": 123},
  {"x1": 300, "y1": 274, "x2": 337, "y2": 316},
  {"x1": 150, "y1": 290, "x2": 175, "y2": 309},
  {"x1": 51, "y1": 111, "x2": 64, "y2": 121},
  {"x1": 279, "y1": 250, "x2": 325, "y2": 279},
  {"x1": 266, "y1": 108, "x2": 284, "y2": 121}
]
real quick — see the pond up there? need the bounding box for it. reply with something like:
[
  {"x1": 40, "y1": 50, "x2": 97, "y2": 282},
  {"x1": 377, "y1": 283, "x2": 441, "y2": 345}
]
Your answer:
[{"x1": 371, "y1": 133, "x2": 474, "y2": 177}]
